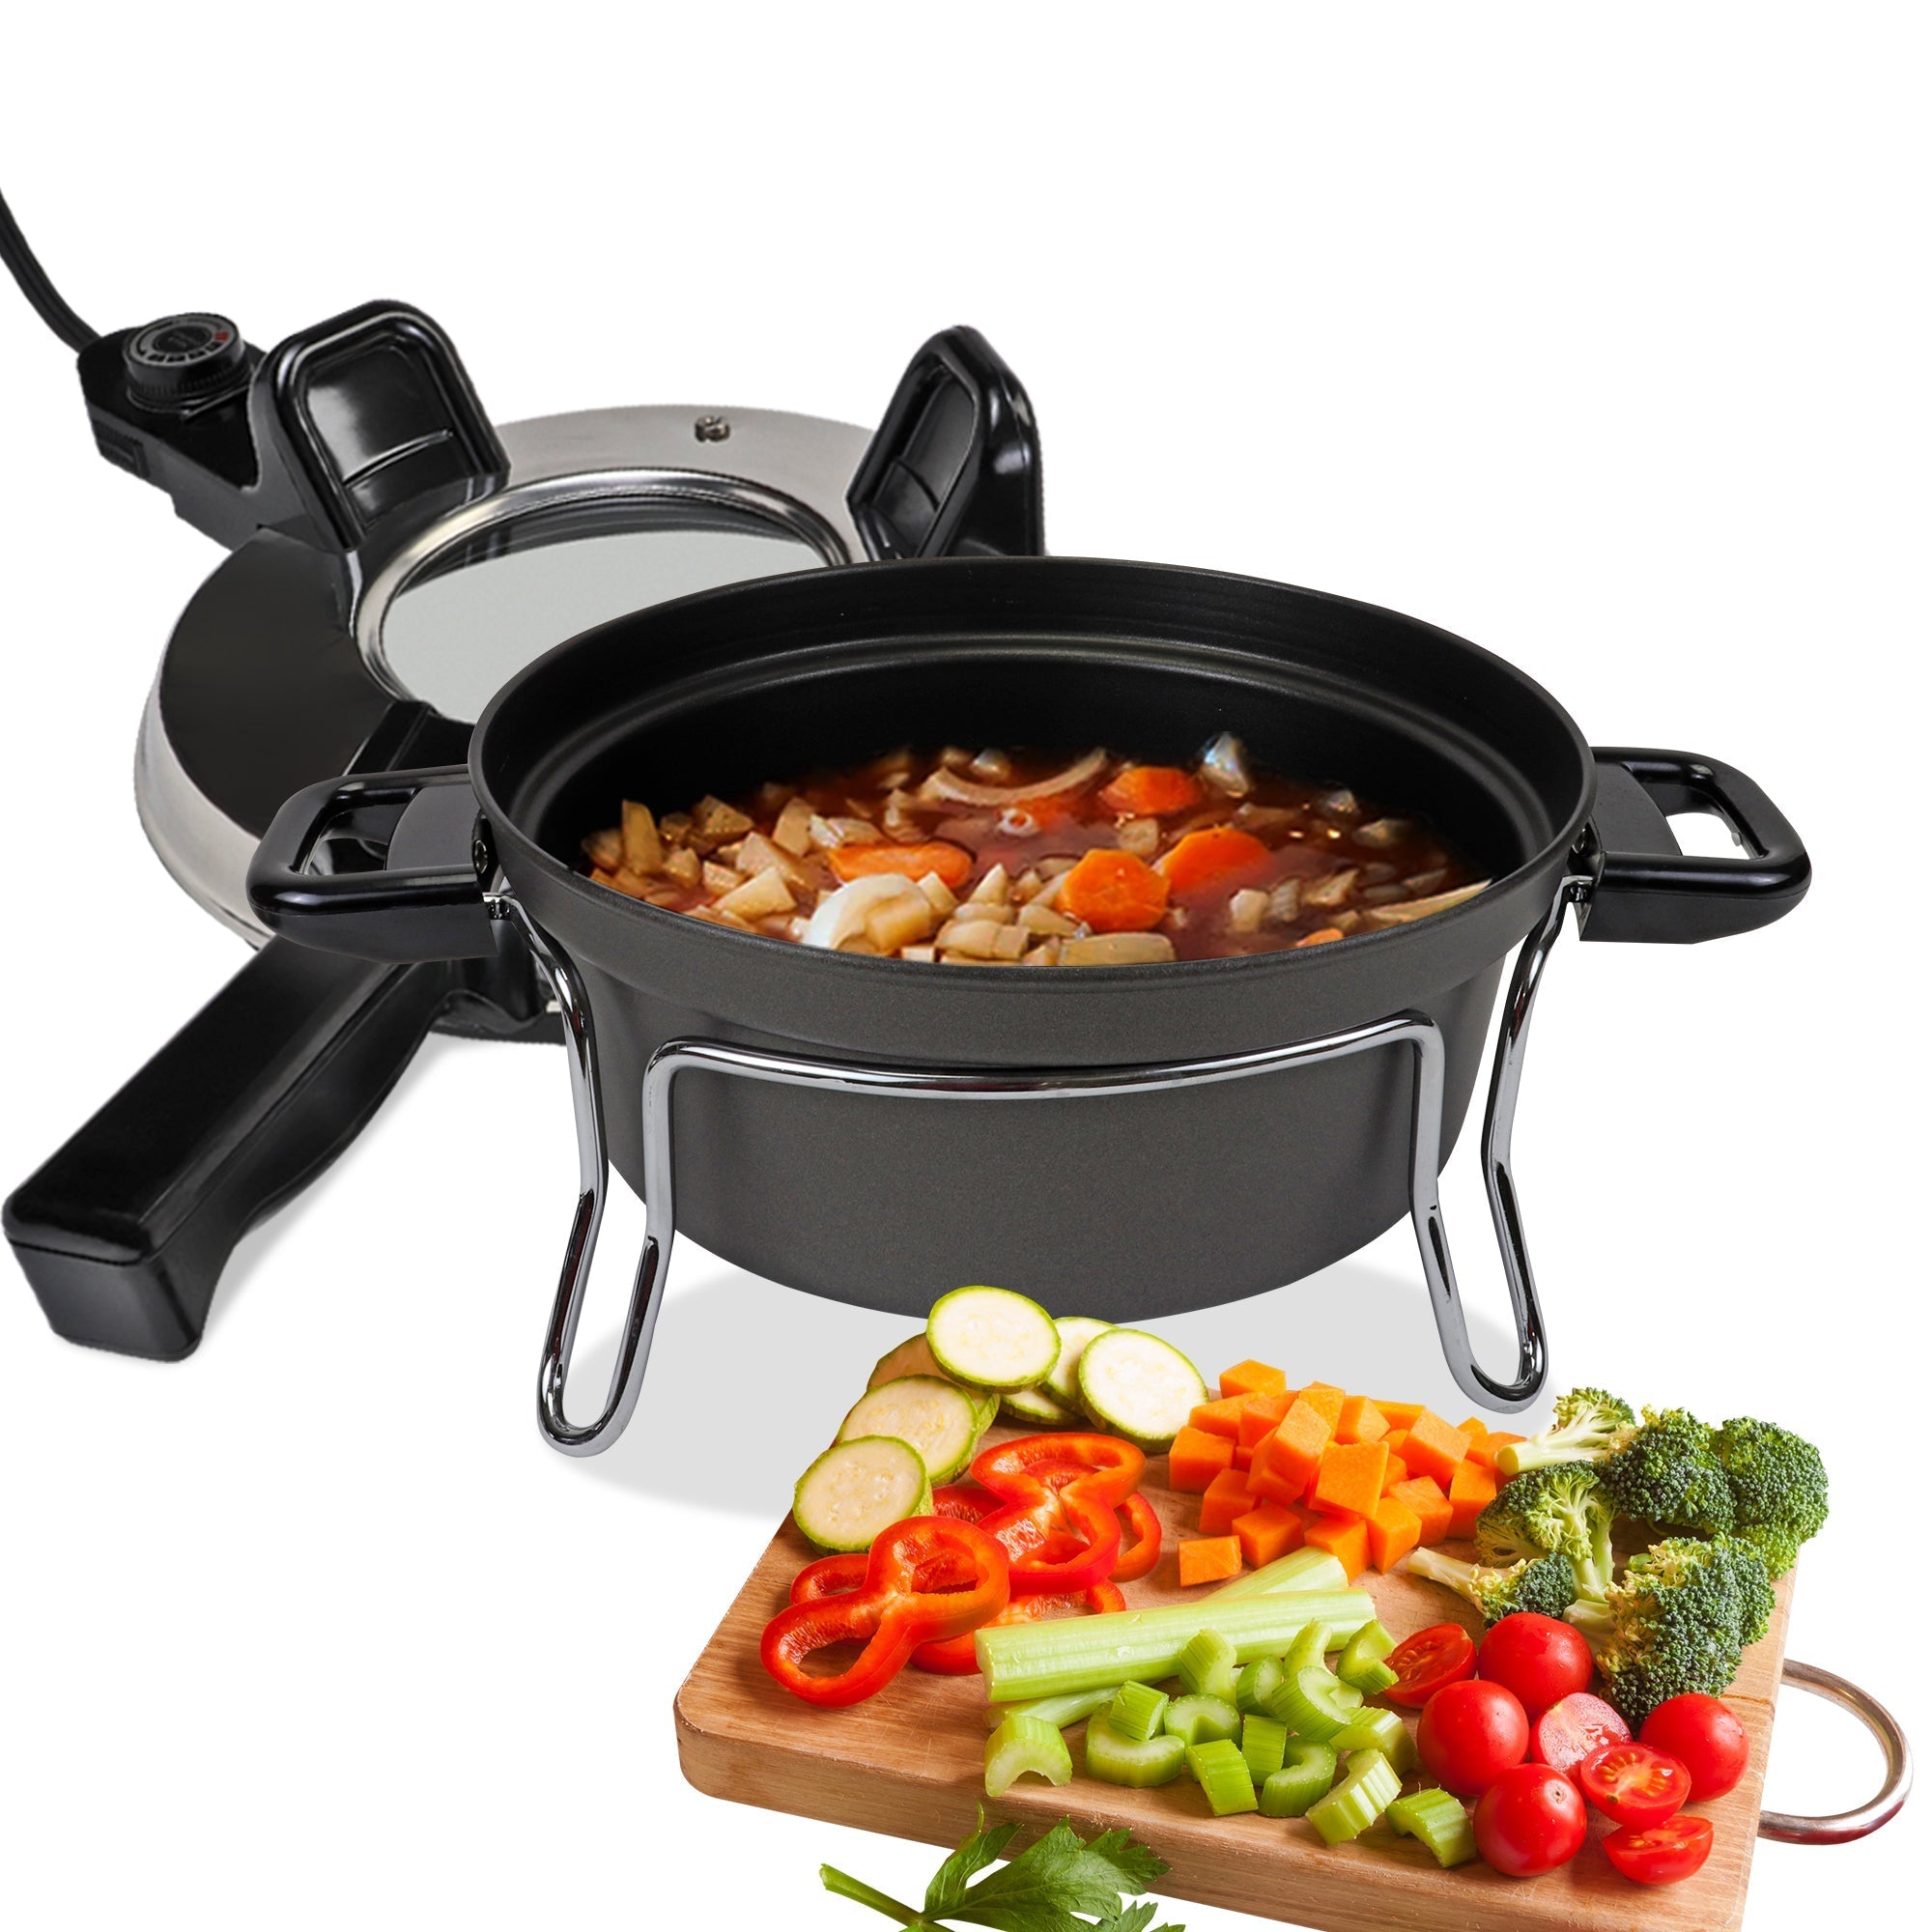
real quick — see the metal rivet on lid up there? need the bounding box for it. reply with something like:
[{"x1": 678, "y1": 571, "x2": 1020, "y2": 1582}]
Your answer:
[{"x1": 694, "y1": 414, "x2": 730, "y2": 442}]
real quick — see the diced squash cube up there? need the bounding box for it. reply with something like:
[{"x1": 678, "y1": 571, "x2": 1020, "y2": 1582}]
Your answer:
[
  {"x1": 1379, "y1": 1454, "x2": 1410, "y2": 1493},
  {"x1": 1199, "y1": 1468, "x2": 1257, "y2": 1536},
  {"x1": 1302, "y1": 1512, "x2": 1371, "y2": 1580},
  {"x1": 1246, "y1": 1399, "x2": 1331, "y2": 1507},
  {"x1": 1390, "y1": 1476, "x2": 1454, "y2": 1545},
  {"x1": 1376, "y1": 1400, "x2": 1427, "y2": 1430},
  {"x1": 1311, "y1": 1440, "x2": 1389, "y2": 1518},
  {"x1": 1466, "y1": 1430, "x2": 1525, "y2": 1474},
  {"x1": 1366, "y1": 1494, "x2": 1423, "y2": 1572},
  {"x1": 1237, "y1": 1390, "x2": 1293, "y2": 1449},
  {"x1": 1382, "y1": 1428, "x2": 1410, "y2": 1463},
  {"x1": 1232, "y1": 1442, "x2": 1256, "y2": 1472},
  {"x1": 1294, "y1": 1382, "x2": 1347, "y2": 1434},
  {"x1": 1219, "y1": 1360, "x2": 1288, "y2": 1401},
  {"x1": 1178, "y1": 1536, "x2": 1244, "y2": 1586},
  {"x1": 1169, "y1": 1426, "x2": 1236, "y2": 1493},
  {"x1": 1447, "y1": 1459, "x2": 1498, "y2": 1538},
  {"x1": 1233, "y1": 1500, "x2": 1304, "y2": 1569},
  {"x1": 1403, "y1": 1411, "x2": 1474, "y2": 1488},
  {"x1": 1188, "y1": 1396, "x2": 1251, "y2": 1441},
  {"x1": 1334, "y1": 1396, "x2": 1389, "y2": 1445}
]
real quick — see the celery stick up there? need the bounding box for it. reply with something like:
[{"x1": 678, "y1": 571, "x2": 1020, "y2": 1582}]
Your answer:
[
  {"x1": 1108, "y1": 1681, "x2": 1169, "y2": 1744},
  {"x1": 1177, "y1": 1629, "x2": 1239, "y2": 1702},
  {"x1": 1164, "y1": 1692, "x2": 1241, "y2": 1747},
  {"x1": 1306, "y1": 1748, "x2": 1401, "y2": 1845},
  {"x1": 1386, "y1": 1788, "x2": 1478, "y2": 1867},
  {"x1": 1240, "y1": 1714, "x2": 1290, "y2": 1782},
  {"x1": 1236, "y1": 1657, "x2": 1285, "y2": 1717},
  {"x1": 1330, "y1": 1708, "x2": 1417, "y2": 1775},
  {"x1": 1083, "y1": 1718, "x2": 1188, "y2": 1788},
  {"x1": 983, "y1": 1687, "x2": 1114, "y2": 1731},
  {"x1": 1260, "y1": 1742, "x2": 1337, "y2": 1818},
  {"x1": 1337, "y1": 1619, "x2": 1399, "y2": 1696},
  {"x1": 1282, "y1": 1623, "x2": 1334, "y2": 1677},
  {"x1": 1209, "y1": 1548, "x2": 1349, "y2": 1599},
  {"x1": 974, "y1": 1589, "x2": 1374, "y2": 1701},
  {"x1": 1185, "y1": 1739, "x2": 1260, "y2": 1815},
  {"x1": 1264, "y1": 1664, "x2": 1364, "y2": 1743},
  {"x1": 983, "y1": 1715, "x2": 1072, "y2": 1798}
]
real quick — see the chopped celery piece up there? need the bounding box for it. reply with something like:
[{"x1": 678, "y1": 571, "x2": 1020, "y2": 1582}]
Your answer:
[
  {"x1": 1210, "y1": 1548, "x2": 1350, "y2": 1599},
  {"x1": 1236, "y1": 1657, "x2": 1285, "y2": 1717},
  {"x1": 1306, "y1": 1747, "x2": 1401, "y2": 1846},
  {"x1": 1337, "y1": 1619, "x2": 1399, "y2": 1695},
  {"x1": 1164, "y1": 1692, "x2": 1241, "y2": 1747},
  {"x1": 1108, "y1": 1681, "x2": 1170, "y2": 1744},
  {"x1": 1264, "y1": 1664, "x2": 1363, "y2": 1743},
  {"x1": 1283, "y1": 1623, "x2": 1334, "y2": 1677},
  {"x1": 983, "y1": 1687, "x2": 1114, "y2": 1731},
  {"x1": 1083, "y1": 1718, "x2": 1188, "y2": 1788},
  {"x1": 1178, "y1": 1629, "x2": 1239, "y2": 1702},
  {"x1": 974, "y1": 1589, "x2": 1373, "y2": 1701},
  {"x1": 1386, "y1": 1788, "x2": 1478, "y2": 1867},
  {"x1": 1330, "y1": 1708, "x2": 1417, "y2": 1775},
  {"x1": 1240, "y1": 1714, "x2": 1290, "y2": 1782},
  {"x1": 1185, "y1": 1739, "x2": 1260, "y2": 1815},
  {"x1": 1260, "y1": 1742, "x2": 1338, "y2": 1818},
  {"x1": 983, "y1": 1715, "x2": 1072, "y2": 1799}
]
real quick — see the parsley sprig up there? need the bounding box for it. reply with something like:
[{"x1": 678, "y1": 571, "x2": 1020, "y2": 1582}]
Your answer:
[{"x1": 820, "y1": 1812, "x2": 1183, "y2": 1932}]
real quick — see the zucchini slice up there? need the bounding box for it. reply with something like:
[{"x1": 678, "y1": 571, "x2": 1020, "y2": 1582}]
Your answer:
[
  {"x1": 1042, "y1": 1316, "x2": 1112, "y2": 1408},
  {"x1": 1000, "y1": 1382, "x2": 1082, "y2": 1428},
  {"x1": 793, "y1": 1436, "x2": 931, "y2": 1552},
  {"x1": 926, "y1": 1286, "x2": 1061, "y2": 1392},
  {"x1": 1075, "y1": 1327, "x2": 1208, "y2": 1451},
  {"x1": 868, "y1": 1334, "x2": 997, "y2": 1429},
  {"x1": 838, "y1": 1376, "x2": 985, "y2": 1484}
]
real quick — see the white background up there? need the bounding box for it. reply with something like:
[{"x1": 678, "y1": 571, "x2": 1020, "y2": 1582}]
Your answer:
[{"x1": 2, "y1": 8, "x2": 1926, "y2": 1928}]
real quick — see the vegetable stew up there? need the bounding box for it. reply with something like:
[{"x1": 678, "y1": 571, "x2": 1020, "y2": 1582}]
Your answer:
[{"x1": 581, "y1": 734, "x2": 1486, "y2": 964}]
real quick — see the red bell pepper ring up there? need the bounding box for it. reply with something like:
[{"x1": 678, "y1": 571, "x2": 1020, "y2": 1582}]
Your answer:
[
  {"x1": 930, "y1": 1482, "x2": 1000, "y2": 1522},
  {"x1": 912, "y1": 1578, "x2": 1129, "y2": 1673},
  {"x1": 1110, "y1": 1492, "x2": 1162, "y2": 1582},
  {"x1": 760, "y1": 1516, "x2": 1009, "y2": 1708},
  {"x1": 970, "y1": 1433, "x2": 1146, "y2": 1598}
]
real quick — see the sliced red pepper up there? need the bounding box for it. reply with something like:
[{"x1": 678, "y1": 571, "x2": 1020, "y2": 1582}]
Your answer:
[
  {"x1": 930, "y1": 1482, "x2": 1000, "y2": 1522},
  {"x1": 913, "y1": 1579, "x2": 1129, "y2": 1673},
  {"x1": 971, "y1": 1433, "x2": 1146, "y2": 1598},
  {"x1": 760, "y1": 1517, "x2": 1009, "y2": 1708},
  {"x1": 1109, "y1": 1492, "x2": 1162, "y2": 1582}
]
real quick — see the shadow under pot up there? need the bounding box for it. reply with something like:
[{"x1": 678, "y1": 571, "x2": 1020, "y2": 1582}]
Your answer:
[{"x1": 247, "y1": 556, "x2": 1809, "y2": 1454}]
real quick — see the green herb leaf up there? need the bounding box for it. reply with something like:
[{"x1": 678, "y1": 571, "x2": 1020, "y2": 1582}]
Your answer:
[
  {"x1": 925, "y1": 1810, "x2": 1023, "y2": 1917},
  {"x1": 1090, "y1": 1904, "x2": 1184, "y2": 1932}
]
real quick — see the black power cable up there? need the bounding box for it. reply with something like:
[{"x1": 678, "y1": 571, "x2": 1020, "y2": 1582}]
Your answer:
[{"x1": 0, "y1": 185, "x2": 99, "y2": 352}]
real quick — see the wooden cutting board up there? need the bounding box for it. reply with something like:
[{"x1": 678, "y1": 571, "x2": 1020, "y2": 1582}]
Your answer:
[{"x1": 676, "y1": 1438, "x2": 1793, "y2": 1931}]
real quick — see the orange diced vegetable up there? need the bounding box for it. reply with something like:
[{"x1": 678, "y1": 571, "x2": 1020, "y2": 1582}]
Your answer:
[
  {"x1": 1382, "y1": 1428, "x2": 1410, "y2": 1463},
  {"x1": 1158, "y1": 825, "x2": 1272, "y2": 895},
  {"x1": 1219, "y1": 1360, "x2": 1288, "y2": 1400},
  {"x1": 1177, "y1": 1536, "x2": 1244, "y2": 1587},
  {"x1": 1377, "y1": 1401, "x2": 1427, "y2": 1430},
  {"x1": 1390, "y1": 1476, "x2": 1455, "y2": 1545},
  {"x1": 1098, "y1": 765, "x2": 1204, "y2": 817},
  {"x1": 1232, "y1": 1442, "x2": 1255, "y2": 1472},
  {"x1": 1303, "y1": 1513, "x2": 1371, "y2": 1580},
  {"x1": 826, "y1": 839, "x2": 973, "y2": 888},
  {"x1": 1366, "y1": 1494, "x2": 1424, "y2": 1572},
  {"x1": 1188, "y1": 1395, "x2": 1252, "y2": 1440},
  {"x1": 1403, "y1": 1410, "x2": 1474, "y2": 1488},
  {"x1": 1233, "y1": 1501, "x2": 1304, "y2": 1569},
  {"x1": 1294, "y1": 927, "x2": 1346, "y2": 948},
  {"x1": 1312, "y1": 1440, "x2": 1389, "y2": 1518},
  {"x1": 1237, "y1": 1389, "x2": 1293, "y2": 1449},
  {"x1": 1294, "y1": 1383, "x2": 1347, "y2": 1434},
  {"x1": 1246, "y1": 1399, "x2": 1332, "y2": 1507},
  {"x1": 1466, "y1": 1430, "x2": 1525, "y2": 1474},
  {"x1": 1380, "y1": 1454, "x2": 1410, "y2": 1492},
  {"x1": 1448, "y1": 1459, "x2": 1499, "y2": 1538},
  {"x1": 1199, "y1": 1469, "x2": 1257, "y2": 1536},
  {"x1": 1060, "y1": 848, "x2": 1170, "y2": 933},
  {"x1": 1335, "y1": 1396, "x2": 1390, "y2": 1445},
  {"x1": 1168, "y1": 1425, "x2": 1236, "y2": 1493}
]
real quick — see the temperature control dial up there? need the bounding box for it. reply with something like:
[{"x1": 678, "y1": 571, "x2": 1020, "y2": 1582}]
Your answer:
[{"x1": 123, "y1": 313, "x2": 250, "y2": 412}]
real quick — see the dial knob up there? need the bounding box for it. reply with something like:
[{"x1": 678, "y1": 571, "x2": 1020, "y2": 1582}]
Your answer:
[{"x1": 123, "y1": 313, "x2": 250, "y2": 412}]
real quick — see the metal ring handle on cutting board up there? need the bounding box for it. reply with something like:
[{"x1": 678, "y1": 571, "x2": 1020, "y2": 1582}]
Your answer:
[{"x1": 1758, "y1": 1660, "x2": 1913, "y2": 1844}]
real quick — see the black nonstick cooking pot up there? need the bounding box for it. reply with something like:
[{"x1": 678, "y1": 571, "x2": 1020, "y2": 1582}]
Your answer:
[{"x1": 247, "y1": 556, "x2": 1807, "y2": 1449}]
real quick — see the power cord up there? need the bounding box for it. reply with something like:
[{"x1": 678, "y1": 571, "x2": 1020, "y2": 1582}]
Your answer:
[{"x1": 0, "y1": 185, "x2": 99, "y2": 352}]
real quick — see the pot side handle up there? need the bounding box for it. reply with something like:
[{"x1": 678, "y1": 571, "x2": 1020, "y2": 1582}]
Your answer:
[{"x1": 1580, "y1": 748, "x2": 1810, "y2": 944}]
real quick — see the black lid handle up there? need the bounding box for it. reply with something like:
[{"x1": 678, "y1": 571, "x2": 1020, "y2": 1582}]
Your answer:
[{"x1": 848, "y1": 326, "x2": 1044, "y2": 560}]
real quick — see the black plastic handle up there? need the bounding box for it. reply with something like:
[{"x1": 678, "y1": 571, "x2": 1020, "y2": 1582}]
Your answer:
[
  {"x1": 247, "y1": 766, "x2": 497, "y2": 962},
  {"x1": 1581, "y1": 748, "x2": 1811, "y2": 944},
  {"x1": 5, "y1": 942, "x2": 453, "y2": 1359},
  {"x1": 848, "y1": 326, "x2": 1045, "y2": 560}
]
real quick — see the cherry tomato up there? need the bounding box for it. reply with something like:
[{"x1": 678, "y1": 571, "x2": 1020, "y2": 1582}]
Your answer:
[
  {"x1": 1476, "y1": 1613, "x2": 1594, "y2": 1716},
  {"x1": 1472, "y1": 1762, "x2": 1589, "y2": 1876},
  {"x1": 1576, "y1": 1741, "x2": 1693, "y2": 1826},
  {"x1": 1639, "y1": 1693, "x2": 1750, "y2": 1801},
  {"x1": 1530, "y1": 1690, "x2": 1631, "y2": 1777},
  {"x1": 1418, "y1": 1679, "x2": 1530, "y2": 1795},
  {"x1": 1602, "y1": 1814, "x2": 1716, "y2": 1886},
  {"x1": 1383, "y1": 1622, "x2": 1477, "y2": 1708}
]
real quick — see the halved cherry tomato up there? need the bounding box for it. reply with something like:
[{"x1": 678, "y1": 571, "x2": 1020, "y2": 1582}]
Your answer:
[
  {"x1": 1602, "y1": 1814, "x2": 1715, "y2": 1886},
  {"x1": 1473, "y1": 1763, "x2": 1588, "y2": 1877},
  {"x1": 1576, "y1": 1741, "x2": 1693, "y2": 1827},
  {"x1": 1476, "y1": 1612, "x2": 1593, "y2": 1716},
  {"x1": 1418, "y1": 1679, "x2": 1530, "y2": 1795},
  {"x1": 1383, "y1": 1622, "x2": 1477, "y2": 1707},
  {"x1": 1639, "y1": 1693, "x2": 1749, "y2": 1801},
  {"x1": 1530, "y1": 1690, "x2": 1631, "y2": 1777}
]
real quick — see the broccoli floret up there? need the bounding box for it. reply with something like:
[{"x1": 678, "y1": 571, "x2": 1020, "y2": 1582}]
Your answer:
[
  {"x1": 1475, "y1": 1464, "x2": 1616, "y2": 1597},
  {"x1": 1495, "y1": 1388, "x2": 1637, "y2": 1477},
  {"x1": 1406, "y1": 1547, "x2": 1577, "y2": 1626},
  {"x1": 1563, "y1": 1535, "x2": 1773, "y2": 1726},
  {"x1": 1600, "y1": 1406, "x2": 1737, "y2": 1537},
  {"x1": 1712, "y1": 1417, "x2": 1829, "y2": 1577}
]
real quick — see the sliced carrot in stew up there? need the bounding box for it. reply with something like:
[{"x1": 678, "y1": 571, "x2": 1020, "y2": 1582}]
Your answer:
[
  {"x1": 1294, "y1": 926, "x2": 1347, "y2": 948},
  {"x1": 825, "y1": 840, "x2": 975, "y2": 888},
  {"x1": 1155, "y1": 825, "x2": 1271, "y2": 895},
  {"x1": 1060, "y1": 848, "x2": 1171, "y2": 933},
  {"x1": 1098, "y1": 764, "x2": 1204, "y2": 817}
]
